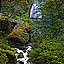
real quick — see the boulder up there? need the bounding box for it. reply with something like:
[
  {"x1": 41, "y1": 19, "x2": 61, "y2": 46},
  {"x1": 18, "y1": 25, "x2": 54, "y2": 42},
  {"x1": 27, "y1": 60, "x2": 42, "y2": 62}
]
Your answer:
[{"x1": 7, "y1": 22, "x2": 31, "y2": 44}]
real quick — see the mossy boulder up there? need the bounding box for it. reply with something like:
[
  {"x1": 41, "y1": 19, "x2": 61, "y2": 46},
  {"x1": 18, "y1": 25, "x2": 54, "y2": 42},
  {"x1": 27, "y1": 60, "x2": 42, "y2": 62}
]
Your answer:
[
  {"x1": 0, "y1": 13, "x2": 32, "y2": 44},
  {"x1": 7, "y1": 22, "x2": 31, "y2": 44},
  {"x1": 7, "y1": 28, "x2": 29, "y2": 44}
]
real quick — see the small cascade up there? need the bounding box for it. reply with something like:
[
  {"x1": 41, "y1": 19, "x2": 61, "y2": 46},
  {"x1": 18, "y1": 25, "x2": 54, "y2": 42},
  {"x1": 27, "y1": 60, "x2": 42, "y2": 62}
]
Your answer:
[
  {"x1": 15, "y1": 46, "x2": 32, "y2": 64},
  {"x1": 30, "y1": 0, "x2": 42, "y2": 19}
]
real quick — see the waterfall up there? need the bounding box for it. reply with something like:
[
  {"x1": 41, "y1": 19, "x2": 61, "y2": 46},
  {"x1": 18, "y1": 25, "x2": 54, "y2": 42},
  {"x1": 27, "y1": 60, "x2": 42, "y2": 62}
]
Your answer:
[{"x1": 30, "y1": 0, "x2": 42, "y2": 19}]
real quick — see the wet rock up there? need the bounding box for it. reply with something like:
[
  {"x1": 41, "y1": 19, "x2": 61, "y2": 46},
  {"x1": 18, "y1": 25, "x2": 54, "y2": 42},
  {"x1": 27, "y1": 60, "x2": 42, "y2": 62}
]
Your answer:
[{"x1": 18, "y1": 52, "x2": 23, "y2": 58}]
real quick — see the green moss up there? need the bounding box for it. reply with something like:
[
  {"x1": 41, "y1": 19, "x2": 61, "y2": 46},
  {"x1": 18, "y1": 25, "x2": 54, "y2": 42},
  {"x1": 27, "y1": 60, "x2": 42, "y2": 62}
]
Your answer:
[
  {"x1": 18, "y1": 52, "x2": 23, "y2": 58},
  {"x1": 0, "y1": 13, "x2": 22, "y2": 64},
  {"x1": 29, "y1": 41, "x2": 64, "y2": 64},
  {"x1": 0, "y1": 51, "x2": 9, "y2": 64},
  {"x1": 0, "y1": 13, "x2": 15, "y2": 38},
  {"x1": 7, "y1": 22, "x2": 31, "y2": 44},
  {"x1": 7, "y1": 28, "x2": 29, "y2": 44},
  {"x1": 13, "y1": 22, "x2": 32, "y2": 32},
  {"x1": 0, "y1": 39, "x2": 17, "y2": 64}
]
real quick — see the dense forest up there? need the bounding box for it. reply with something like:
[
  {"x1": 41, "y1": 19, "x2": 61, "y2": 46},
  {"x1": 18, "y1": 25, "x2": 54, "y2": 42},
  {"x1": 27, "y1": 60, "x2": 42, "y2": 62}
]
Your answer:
[{"x1": 0, "y1": 0, "x2": 64, "y2": 64}]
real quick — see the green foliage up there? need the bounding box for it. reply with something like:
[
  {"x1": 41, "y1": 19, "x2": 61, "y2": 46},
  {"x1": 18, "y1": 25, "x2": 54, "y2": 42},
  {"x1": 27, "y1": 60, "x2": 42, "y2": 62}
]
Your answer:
[
  {"x1": 29, "y1": 41, "x2": 64, "y2": 64},
  {"x1": 16, "y1": 15, "x2": 34, "y2": 24},
  {"x1": 0, "y1": 38, "x2": 17, "y2": 64},
  {"x1": 0, "y1": 15, "x2": 13, "y2": 38},
  {"x1": 16, "y1": 15, "x2": 29, "y2": 23},
  {"x1": 0, "y1": 51, "x2": 9, "y2": 64},
  {"x1": 1, "y1": 1, "x2": 22, "y2": 18},
  {"x1": 40, "y1": 0, "x2": 64, "y2": 19},
  {"x1": 0, "y1": 13, "x2": 17, "y2": 64},
  {"x1": 1, "y1": 0, "x2": 33, "y2": 19},
  {"x1": 1, "y1": 0, "x2": 64, "y2": 64},
  {"x1": 28, "y1": 0, "x2": 64, "y2": 64}
]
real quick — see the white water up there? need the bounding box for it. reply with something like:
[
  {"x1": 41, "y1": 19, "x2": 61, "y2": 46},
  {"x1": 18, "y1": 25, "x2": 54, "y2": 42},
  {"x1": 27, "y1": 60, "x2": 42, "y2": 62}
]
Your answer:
[
  {"x1": 15, "y1": 1, "x2": 42, "y2": 64},
  {"x1": 30, "y1": 0, "x2": 42, "y2": 19},
  {"x1": 15, "y1": 46, "x2": 32, "y2": 64}
]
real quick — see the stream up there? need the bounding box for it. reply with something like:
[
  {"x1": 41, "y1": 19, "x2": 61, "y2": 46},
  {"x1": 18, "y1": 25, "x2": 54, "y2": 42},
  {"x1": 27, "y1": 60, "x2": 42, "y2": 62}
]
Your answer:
[
  {"x1": 15, "y1": 43, "x2": 32, "y2": 64},
  {"x1": 14, "y1": 0, "x2": 42, "y2": 64}
]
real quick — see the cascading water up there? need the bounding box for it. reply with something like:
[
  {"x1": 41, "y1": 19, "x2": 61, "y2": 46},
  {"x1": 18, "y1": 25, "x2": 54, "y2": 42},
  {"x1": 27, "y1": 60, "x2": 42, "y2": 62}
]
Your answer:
[
  {"x1": 30, "y1": 0, "x2": 42, "y2": 19},
  {"x1": 15, "y1": 0, "x2": 43, "y2": 64},
  {"x1": 15, "y1": 46, "x2": 32, "y2": 64}
]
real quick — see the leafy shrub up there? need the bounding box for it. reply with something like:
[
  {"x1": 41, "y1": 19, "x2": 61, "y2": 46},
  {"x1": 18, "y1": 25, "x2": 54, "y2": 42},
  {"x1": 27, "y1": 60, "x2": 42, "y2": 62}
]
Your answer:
[
  {"x1": 0, "y1": 51, "x2": 9, "y2": 64},
  {"x1": 28, "y1": 0, "x2": 64, "y2": 64},
  {"x1": 0, "y1": 39, "x2": 17, "y2": 64},
  {"x1": 0, "y1": 13, "x2": 18, "y2": 64},
  {"x1": 0, "y1": 15, "x2": 11, "y2": 38},
  {"x1": 1, "y1": 1, "x2": 22, "y2": 18},
  {"x1": 1, "y1": 0, "x2": 33, "y2": 19}
]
